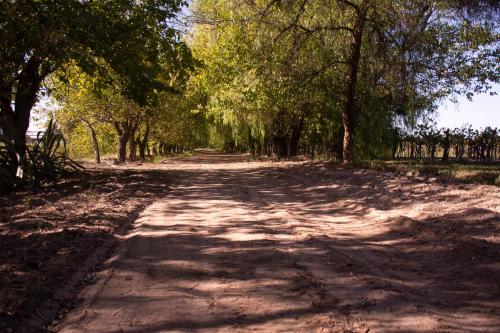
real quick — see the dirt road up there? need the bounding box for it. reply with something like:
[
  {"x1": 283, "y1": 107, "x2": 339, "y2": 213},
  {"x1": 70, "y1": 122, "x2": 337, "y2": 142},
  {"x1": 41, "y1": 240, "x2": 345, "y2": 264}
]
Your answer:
[{"x1": 55, "y1": 152, "x2": 500, "y2": 333}]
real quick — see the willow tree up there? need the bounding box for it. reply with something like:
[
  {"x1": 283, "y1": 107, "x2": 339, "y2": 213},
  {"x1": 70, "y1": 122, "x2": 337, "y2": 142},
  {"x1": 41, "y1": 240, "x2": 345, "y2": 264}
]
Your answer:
[
  {"x1": 191, "y1": 0, "x2": 499, "y2": 161},
  {"x1": 272, "y1": 0, "x2": 498, "y2": 161},
  {"x1": 191, "y1": 0, "x2": 326, "y2": 157},
  {"x1": 188, "y1": 9, "x2": 266, "y2": 153}
]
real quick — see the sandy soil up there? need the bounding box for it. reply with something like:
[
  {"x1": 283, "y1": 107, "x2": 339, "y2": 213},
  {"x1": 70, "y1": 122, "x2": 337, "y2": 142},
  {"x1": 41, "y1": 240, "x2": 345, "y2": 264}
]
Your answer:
[
  {"x1": 43, "y1": 151, "x2": 500, "y2": 333},
  {"x1": 0, "y1": 168, "x2": 172, "y2": 333}
]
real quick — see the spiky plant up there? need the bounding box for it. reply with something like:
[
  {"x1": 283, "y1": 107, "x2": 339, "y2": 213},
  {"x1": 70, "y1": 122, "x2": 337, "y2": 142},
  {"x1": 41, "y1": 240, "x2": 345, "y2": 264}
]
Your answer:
[
  {"x1": 0, "y1": 119, "x2": 83, "y2": 191},
  {"x1": 25, "y1": 119, "x2": 82, "y2": 185}
]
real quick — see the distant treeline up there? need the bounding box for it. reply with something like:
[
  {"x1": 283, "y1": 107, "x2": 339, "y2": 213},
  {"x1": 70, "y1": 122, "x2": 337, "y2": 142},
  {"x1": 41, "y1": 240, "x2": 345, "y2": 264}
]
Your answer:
[{"x1": 393, "y1": 125, "x2": 499, "y2": 162}]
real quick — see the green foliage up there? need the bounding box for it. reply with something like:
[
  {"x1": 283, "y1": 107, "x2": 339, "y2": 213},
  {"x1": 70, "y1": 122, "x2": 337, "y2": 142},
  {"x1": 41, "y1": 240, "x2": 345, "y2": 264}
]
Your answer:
[
  {"x1": 63, "y1": 121, "x2": 117, "y2": 159},
  {"x1": 7, "y1": 0, "x2": 497, "y2": 167},
  {"x1": 53, "y1": 60, "x2": 203, "y2": 161},
  {"x1": 0, "y1": 0, "x2": 188, "y2": 104},
  {"x1": 186, "y1": 0, "x2": 499, "y2": 160},
  {"x1": 0, "y1": 0, "x2": 193, "y2": 177}
]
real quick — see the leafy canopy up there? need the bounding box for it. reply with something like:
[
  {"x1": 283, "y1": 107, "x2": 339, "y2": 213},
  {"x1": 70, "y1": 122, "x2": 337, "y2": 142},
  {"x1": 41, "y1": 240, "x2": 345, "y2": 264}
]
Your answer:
[{"x1": 0, "y1": 0, "x2": 188, "y2": 105}]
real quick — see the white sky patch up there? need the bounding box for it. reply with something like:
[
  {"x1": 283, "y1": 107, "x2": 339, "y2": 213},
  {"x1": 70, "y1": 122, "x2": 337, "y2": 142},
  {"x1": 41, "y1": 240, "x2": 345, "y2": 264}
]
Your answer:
[{"x1": 436, "y1": 83, "x2": 499, "y2": 129}]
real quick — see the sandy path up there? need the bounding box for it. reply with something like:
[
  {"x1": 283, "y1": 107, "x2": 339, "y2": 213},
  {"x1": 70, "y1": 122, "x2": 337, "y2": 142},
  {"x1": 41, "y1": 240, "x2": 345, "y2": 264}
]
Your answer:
[{"x1": 55, "y1": 152, "x2": 500, "y2": 333}]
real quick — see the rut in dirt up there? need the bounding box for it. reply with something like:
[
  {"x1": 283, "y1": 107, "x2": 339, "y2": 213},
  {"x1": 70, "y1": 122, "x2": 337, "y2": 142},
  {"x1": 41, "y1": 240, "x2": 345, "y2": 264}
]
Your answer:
[{"x1": 55, "y1": 152, "x2": 500, "y2": 333}]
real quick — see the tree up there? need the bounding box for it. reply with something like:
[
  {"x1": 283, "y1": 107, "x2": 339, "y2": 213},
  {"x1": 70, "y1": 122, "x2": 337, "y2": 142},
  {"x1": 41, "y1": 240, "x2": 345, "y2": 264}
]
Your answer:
[
  {"x1": 0, "y1": 0, "x2": 186, "y2": 175},
  {"x1": 191, "y1": 0, "x2": 499, "y2": 162},
  {"x1": 55, "y1": 68, "x2": 147, "y2": 163},
  {"x1": 54, "y1": 45, "x2": 197, "y2": 163}
]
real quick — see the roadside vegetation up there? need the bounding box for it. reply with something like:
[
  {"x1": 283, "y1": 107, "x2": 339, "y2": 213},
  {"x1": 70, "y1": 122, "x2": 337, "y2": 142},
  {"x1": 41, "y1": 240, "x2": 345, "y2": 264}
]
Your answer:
[{"x1": 358, "y1": 160, "x2": 500, "y2": 185}]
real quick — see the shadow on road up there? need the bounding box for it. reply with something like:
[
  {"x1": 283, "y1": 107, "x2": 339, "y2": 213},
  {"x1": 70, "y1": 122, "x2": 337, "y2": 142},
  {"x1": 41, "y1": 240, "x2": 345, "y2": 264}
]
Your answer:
[{"x1": 55, "y1": 152, "x2": 500, "y2": 332}]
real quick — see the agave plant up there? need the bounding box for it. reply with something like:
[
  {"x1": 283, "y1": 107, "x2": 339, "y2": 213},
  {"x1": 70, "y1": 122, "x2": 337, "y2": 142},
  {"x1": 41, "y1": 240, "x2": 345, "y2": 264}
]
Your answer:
[
  {"x1": 25, "y1": 119, "x2": 83, "y2": 185},
  {"x1": 0, "y1": 119, "x2": 83, "y2": 191}
]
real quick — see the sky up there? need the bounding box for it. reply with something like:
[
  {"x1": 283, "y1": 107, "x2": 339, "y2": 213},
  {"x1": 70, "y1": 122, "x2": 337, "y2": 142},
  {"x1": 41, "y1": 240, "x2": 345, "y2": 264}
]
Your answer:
[{"x1": 434, "y1": 83, "x2": 500, "y2": 129}]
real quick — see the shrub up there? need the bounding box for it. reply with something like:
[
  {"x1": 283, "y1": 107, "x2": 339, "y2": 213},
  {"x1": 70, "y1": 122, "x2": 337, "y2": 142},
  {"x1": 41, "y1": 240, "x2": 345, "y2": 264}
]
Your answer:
[{"x1": 0, "y1": 119, "x2": 82, "y2": 191}]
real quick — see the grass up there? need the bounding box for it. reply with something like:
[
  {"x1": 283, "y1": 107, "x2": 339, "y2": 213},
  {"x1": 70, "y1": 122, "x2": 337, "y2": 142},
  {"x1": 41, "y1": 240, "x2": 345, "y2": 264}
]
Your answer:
[
  {"x1": 358, "y1": 159, "x2": 500, "y2": 185},
  {"x1": 75, "y1": 151, "x2": 500, "y2": 185}
]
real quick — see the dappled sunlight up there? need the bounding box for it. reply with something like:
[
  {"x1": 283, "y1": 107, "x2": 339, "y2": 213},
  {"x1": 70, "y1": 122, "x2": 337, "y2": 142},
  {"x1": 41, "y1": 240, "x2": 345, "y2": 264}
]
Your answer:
[{"x1": 56, "y1": 152, "x2": 500, "y2": 332}]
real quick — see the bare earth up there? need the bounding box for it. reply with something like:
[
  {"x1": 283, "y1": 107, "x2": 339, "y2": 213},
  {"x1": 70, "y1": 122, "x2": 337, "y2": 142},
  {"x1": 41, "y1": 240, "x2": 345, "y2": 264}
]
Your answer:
[
  {"x1": 54, "y1": 152, "x2": 500, "y2": 333},
  {"x1": 0, "y1": 167, "x2": 173, "y2": 332}
]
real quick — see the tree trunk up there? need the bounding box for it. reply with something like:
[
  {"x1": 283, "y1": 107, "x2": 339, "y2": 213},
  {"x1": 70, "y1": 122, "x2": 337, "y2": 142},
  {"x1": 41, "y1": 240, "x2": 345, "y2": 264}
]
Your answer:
[
  {"x1": 128, "y1": 121, "x2": 140, "y2": 162},
  {"x1": 273, "y1": 136, "x2": 288, "y2": 158},
  {"x1": 430, "y1": 145, "x2": 436, "y2": 161},
  {"x1": 0, "y1": 101, "x2": 20, "y2": 177},
  {"x1": 114, "y1": 121, "x2": 131, "y2": 163},
  {"x1": 139, "y1": 124, "x2": 150, "y2": 159},
  {"x1": 129, "y1": 134, "x2": 137, "y2": 162},
  {"x1": 12, "y1": 103, "x2": 37, "y2": 179},
  {"x1": 442, "y1": 139, "x2": 450, "y2": 162},
  {"x1": 118, "y1": 135, "x2": 128, "y2": 163},
  {"x1": 1, "y1": 60, "x2": 43, "y2": 176},
  {"x1": 341, "y1": 6, "x2": 366, "y2": 164},
  {"x1": 287, "y1": 111, "x2": 305, "y2": 158},
  {"x1": 288, "y1": 117, "x2": 304, "y2": 157},
  {"x1": 80, "y1": 118, "x2": 100, "y2": 164},
  {"x1": 288, "y1": 134, "x2": 300, "y2": 157}
]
